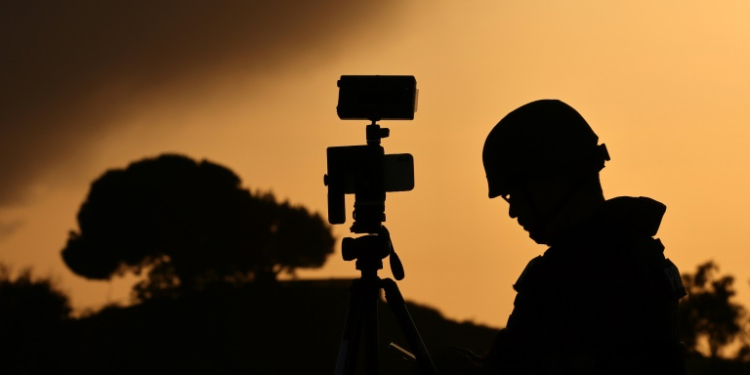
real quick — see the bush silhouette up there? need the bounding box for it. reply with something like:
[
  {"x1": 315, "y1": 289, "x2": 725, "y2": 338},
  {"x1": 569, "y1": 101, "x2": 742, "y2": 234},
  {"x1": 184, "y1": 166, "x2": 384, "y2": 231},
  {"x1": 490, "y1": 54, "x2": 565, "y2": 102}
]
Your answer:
[{"x1": 0, "y1": 265, "x2": 71, "y2": 374}]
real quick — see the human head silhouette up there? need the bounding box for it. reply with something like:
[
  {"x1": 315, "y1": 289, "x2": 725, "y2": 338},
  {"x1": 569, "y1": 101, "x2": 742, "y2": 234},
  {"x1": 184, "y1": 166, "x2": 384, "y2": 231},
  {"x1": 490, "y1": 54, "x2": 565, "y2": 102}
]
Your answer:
[{"x1": 482, "y1": 100, "x2": 610, "y2": 244}]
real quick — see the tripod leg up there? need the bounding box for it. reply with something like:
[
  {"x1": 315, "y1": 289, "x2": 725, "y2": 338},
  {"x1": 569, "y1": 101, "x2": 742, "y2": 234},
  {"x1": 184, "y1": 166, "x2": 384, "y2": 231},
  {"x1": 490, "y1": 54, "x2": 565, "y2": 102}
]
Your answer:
[
  {"x1": 362, "y1": 275, "x2": 381, "y2": 375},
  {"x1": 335, "y1": 279, "x2": 364, "y2": 375},
  {"x1": 381, "y1": 278, "x2": 439, "y2": 375}
]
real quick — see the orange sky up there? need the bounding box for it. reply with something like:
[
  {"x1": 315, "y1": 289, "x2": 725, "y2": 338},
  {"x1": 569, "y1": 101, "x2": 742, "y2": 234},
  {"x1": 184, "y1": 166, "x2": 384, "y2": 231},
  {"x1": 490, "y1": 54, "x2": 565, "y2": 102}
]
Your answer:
[{"x1": 3, "y1": 1, "x2": 750, "y2": 328}]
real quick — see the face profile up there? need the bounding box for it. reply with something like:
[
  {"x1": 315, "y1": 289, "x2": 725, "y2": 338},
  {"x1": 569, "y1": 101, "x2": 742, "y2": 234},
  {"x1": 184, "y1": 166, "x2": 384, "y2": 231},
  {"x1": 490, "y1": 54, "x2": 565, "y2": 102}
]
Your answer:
[
  {"x1": 499, "y1": 176, "x2": 574, "y2": 245},
  {"x1": 501, "y1": 186, "x2": 540, "y2": 242}
]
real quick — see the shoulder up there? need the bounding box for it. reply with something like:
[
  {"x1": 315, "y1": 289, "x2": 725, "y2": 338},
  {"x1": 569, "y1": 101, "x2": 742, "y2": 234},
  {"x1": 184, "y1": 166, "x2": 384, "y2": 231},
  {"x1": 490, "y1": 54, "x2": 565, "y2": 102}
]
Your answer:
[
  {"x1": 513, "y1": 255, "x2": 544, "y2": 293},
  {"x1": 588, "y1": 234, "x2": 687, "y2": 302},
  {"x1": 511, "y1": 247, "x2": 583, "y2": 298}
]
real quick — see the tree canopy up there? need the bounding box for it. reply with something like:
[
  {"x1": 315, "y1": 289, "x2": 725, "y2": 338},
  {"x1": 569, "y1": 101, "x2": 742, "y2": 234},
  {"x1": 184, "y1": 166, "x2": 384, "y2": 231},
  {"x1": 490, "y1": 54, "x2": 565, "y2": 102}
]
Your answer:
[
  {"x1": 679, "y1": 261, "x2": 746, "y2": 358},
  {"x1": 61, "y1": 154, "x2": 335, "y2": 298}
]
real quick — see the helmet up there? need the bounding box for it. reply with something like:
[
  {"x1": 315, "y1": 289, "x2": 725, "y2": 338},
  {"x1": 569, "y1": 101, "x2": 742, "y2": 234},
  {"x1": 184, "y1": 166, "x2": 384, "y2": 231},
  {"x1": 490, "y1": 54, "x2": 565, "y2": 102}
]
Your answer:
[{"x1": 482, "y1": 99, "x2": 610, "y2": 199}]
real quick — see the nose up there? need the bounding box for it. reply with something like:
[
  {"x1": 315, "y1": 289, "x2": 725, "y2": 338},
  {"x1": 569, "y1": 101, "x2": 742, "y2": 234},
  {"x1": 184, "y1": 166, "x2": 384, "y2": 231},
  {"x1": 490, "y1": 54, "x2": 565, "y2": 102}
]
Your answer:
[{"x1": 508, "y1": 199, "x2": 518, "y2": 219}]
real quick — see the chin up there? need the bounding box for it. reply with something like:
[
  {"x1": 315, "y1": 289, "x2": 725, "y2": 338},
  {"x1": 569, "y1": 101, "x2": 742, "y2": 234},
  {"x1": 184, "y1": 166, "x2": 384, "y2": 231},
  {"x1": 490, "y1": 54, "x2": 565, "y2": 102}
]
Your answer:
[{"x1": 527, "y1": 230, "x2": 549, "y2": 245}]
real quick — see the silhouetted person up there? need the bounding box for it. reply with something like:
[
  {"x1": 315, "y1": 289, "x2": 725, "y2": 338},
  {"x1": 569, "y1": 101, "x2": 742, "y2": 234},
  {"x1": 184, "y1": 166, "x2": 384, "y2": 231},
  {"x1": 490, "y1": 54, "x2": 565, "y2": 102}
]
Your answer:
[{"x1": 480, "y1": 100, "x2": 686, "y2": 374}]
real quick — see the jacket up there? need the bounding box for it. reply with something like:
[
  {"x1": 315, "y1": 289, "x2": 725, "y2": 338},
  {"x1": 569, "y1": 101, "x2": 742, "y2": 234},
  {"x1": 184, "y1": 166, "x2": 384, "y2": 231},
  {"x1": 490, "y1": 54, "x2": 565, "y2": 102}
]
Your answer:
[{"x1": 485, "y1": 196, "x2": 686, "y2": 375}]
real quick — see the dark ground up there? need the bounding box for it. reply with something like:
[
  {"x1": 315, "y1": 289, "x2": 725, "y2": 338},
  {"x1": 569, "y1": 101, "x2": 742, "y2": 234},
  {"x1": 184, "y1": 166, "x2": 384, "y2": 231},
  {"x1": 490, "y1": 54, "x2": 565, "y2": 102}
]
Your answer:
[
  {"x1": 5, "y1": 279, "x2": 495, "y2": 374},
  {"x1": 3, "y1": 278, "x2": 749, "y2": 374}
]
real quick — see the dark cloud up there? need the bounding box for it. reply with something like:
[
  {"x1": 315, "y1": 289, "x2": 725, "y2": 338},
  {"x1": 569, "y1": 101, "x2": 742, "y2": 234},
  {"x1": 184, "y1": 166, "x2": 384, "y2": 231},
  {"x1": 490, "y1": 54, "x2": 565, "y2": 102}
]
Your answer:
[{"x1": 0, "y1": 0, "x2": 399, "y2": 207}]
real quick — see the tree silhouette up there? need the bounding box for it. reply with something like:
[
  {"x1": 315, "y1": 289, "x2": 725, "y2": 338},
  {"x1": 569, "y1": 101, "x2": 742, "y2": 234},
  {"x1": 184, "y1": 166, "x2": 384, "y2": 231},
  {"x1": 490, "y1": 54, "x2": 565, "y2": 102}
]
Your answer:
[
  {"x1": 61, "y1": 154, "x2": 335, "y2": 299},
  {"x1": 0, "y1": 264, "x2": 71, "y2": 373},
  {"x1": 679, "y1": 261, "x2": 746, "y2": 358}
]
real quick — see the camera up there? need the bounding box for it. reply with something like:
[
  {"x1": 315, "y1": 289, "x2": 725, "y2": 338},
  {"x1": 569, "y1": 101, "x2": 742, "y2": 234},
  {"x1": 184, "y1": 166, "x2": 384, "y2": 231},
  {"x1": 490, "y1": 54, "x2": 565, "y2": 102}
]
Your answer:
[
  {"x1": 336, "y1": 75, "x2": 417, "y2": 121},
  {"x1": 324, "y1": 75, "x2": 418, "y2": 231}
]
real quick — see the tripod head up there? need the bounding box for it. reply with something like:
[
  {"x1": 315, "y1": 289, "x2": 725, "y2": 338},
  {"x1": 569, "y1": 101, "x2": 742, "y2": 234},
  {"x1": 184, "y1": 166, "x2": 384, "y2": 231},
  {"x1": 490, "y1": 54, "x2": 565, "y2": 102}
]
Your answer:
[{"x1": 342, "y1": 225, "x2": 405, "y2": 280}]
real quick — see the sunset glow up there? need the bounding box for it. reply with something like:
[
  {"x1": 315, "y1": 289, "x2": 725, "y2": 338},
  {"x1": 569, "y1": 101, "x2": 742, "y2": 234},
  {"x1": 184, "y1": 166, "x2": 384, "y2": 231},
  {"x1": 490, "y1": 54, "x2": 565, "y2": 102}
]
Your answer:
[{"x1": 3, "y1": 1, "x2": 750, "y2": 330}]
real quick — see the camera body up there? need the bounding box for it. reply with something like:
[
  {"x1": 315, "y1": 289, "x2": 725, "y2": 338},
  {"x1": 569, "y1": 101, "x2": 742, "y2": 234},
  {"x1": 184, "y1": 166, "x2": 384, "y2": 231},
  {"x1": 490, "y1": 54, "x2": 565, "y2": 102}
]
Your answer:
[{"x1": 325, "y1": 75, "x2": 418, "y2": 231}]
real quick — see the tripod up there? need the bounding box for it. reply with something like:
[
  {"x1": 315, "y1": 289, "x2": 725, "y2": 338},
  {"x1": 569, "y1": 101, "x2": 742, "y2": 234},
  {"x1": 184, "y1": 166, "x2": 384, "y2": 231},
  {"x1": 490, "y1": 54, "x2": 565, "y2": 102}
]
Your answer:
[{"x1": 334, "y1": 226, "x2": 438, "y2": 375}]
